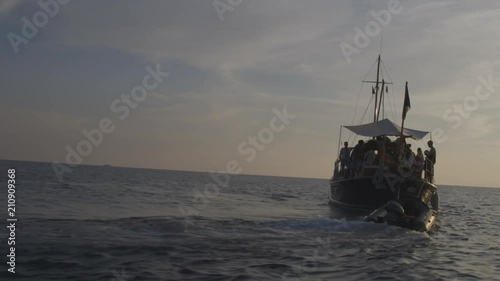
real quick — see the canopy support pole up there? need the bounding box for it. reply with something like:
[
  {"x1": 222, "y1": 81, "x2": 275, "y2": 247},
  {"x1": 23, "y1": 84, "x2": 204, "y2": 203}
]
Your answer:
[{"x1": 336, "y1": 126, "x2": 343, "y2": 161}]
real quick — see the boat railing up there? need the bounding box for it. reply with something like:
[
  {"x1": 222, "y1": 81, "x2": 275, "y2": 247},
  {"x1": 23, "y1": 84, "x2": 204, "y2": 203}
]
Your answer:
[
  {"x1": 424, "y1": 161, "x2": 434, "y2": 184},
  {"x1": 360, "y1": 154, "x2": 435, "y2": 184},
  {"x1": 332, "y1": 149, "x2": 435, "y2": 184}
]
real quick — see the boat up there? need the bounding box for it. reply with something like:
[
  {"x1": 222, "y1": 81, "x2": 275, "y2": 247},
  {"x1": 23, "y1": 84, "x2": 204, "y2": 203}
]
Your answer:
[{"x1": 329, "y1": 55, "x2": 439, "y2": 232}]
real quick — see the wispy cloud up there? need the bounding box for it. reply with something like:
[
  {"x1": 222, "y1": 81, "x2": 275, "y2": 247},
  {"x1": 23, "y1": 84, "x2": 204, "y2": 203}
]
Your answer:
[
  {"x1": 2, "y1": 0, "x2": 500, "y2": 186},
  {"x1": 0, "y1": 0, "x2": 21, "y2": 15}
]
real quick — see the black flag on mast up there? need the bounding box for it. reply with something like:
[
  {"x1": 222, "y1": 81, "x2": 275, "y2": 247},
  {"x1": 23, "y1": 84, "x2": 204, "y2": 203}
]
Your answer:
[{"x1": 402, "y1": 82, "x2": 411, "y2": 120}]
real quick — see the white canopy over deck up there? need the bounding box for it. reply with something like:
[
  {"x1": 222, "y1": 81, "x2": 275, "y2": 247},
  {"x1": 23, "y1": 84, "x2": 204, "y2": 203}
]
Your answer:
[{"x1": 344, "y1": 118, "x2": 429, "y2": 140}]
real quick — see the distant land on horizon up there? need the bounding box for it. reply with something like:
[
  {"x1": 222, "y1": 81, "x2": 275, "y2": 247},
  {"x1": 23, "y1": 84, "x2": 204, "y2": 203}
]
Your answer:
[{"x1": 2, "y1": 158, "x2": 499, "y2": 189}]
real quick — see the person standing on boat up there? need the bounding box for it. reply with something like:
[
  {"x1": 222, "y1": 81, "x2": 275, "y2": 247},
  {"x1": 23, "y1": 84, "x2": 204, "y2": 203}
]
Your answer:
[
  {"x1": 413, "y1": 148, "x2": 425, "y2": 178},
  {"x1": 350, "y1": 140, "x2": 365, "y2": 178},
  {"x1": 426, "y1": 140, "x2": 436, "y2": 182},
  {"x1": 424, "y1": 150, "x2": 432, "y2": 181},
  {"x1": 338, "y1": 141, "x2": 351, "y2": 176},
  {"x1": 427, "y1": 141, "x2": 436, "y2": 164}
]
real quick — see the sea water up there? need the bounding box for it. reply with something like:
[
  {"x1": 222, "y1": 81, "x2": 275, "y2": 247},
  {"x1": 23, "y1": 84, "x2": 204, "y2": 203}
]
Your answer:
[{"x1": 0, "y1": 160, "x2": 499, "y2": 281}]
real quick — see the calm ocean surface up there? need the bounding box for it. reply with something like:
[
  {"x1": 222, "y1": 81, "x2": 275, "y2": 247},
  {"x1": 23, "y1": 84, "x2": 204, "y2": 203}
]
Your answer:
[{"x1": 0, "y1": 160, "x2": 499, "y2": 281}]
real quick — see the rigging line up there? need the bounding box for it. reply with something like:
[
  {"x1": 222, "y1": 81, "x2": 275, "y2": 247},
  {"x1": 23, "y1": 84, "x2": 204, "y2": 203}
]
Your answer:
[
  {"x1": 388, "y1": 85, "x2": 396, "y2": 121},
  {"x1": 382, "y1": 90, "x2": 385, "y2": 119},
  {"x1": 347, "y1": 57, "x2": 381, "y2": 144},
  {"x1": 351, "y1": 58, "x2": 379, "y2": 126},
  {"x1": 385, "y1": 83, "x2": 396, "y2": 122},
  {"x1": 380, "y1": 59, "x2": 398, "y2": 121},
  {"x1": 362, "y1": 58, "x2": 379, "y2": 81},
  {"x1": 342, "y1": 58, "x2": 378, "y2": 146},
  {"x1": 348, "y1": 94, "x2": 374, "y2": 144},
  {"x1": 380, "y1": 59, "x2": 392, "y2": 81},
  {"x1": 343, "y1": 59, "x2": 377, "y2": 146},
  {"x1": 382, "y1": 71, "x2": 386, "y2": 118},
  {"x1": 377, "y1": 62, "x2": 391, "y2": 121},
  {"x1": 388, "y1": 82, "x2": 397, "y2": 122},
  {"x1": 390, "y1": 84, "x2": 397, "y2": 121},
  {"x1": 350, "y1": 84, "x2": 364, "y2": 129},
  {"x1": 359, "y1": 94, "x2": 374, "y2": 125},
  {"x1": 379, "y1": 34, "x2": 383, "y2": 57}
]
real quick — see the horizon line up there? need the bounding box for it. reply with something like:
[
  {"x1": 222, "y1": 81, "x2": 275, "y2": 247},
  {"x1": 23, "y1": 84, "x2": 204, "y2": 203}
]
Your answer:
[{"x1": 1, "y1": 158, "x2": 499, "y2": 189}]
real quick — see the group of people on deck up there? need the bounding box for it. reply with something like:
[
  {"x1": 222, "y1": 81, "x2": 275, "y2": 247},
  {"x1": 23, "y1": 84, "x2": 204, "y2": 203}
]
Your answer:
[{"x1": 338, "y1": 137, "x2": 436, "y2": 182}]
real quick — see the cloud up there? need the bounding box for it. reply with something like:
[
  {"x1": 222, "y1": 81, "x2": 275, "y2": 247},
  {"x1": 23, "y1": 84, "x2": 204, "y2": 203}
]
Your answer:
[
  {"x1": 2, "y1": 0, "x2": 500, "y2": 186},
  {"x1": 0, "y1": 0, "x2": 21, "y2": 15}
]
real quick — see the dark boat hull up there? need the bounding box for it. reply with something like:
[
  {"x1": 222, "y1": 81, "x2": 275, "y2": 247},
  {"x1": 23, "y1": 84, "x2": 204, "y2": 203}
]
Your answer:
[
  {"x1": 330, "y1": 177, "x2": 391, "y2": 210},
  {"x1": 330, "y1": 174, "x2": 438, "y2": 231},
  {"x1": 329, "y1": 176, "x2": 437, "y2": 211}
]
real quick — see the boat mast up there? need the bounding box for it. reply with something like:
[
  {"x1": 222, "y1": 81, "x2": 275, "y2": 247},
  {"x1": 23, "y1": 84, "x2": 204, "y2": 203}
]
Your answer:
[
  {"x1": 362, "y1": 55, "x2": 392, "y2": 122},
  {"x1": 377, "y1": 79, "x2": 385, "y2": 121},
  {"x1": 373, "y1": 55, "x2": 381, "y2": 122}
]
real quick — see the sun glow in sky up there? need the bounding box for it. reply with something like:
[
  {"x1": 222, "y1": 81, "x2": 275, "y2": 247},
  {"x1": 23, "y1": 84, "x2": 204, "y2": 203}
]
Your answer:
[{"x1": 2, "y1": 0, "x2": 500, "y2": 187}]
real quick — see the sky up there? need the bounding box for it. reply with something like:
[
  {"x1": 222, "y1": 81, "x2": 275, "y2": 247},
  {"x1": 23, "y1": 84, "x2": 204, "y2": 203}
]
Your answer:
[{"x1": 1, "y1": 0, "x2": 500, "y2": 187}]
